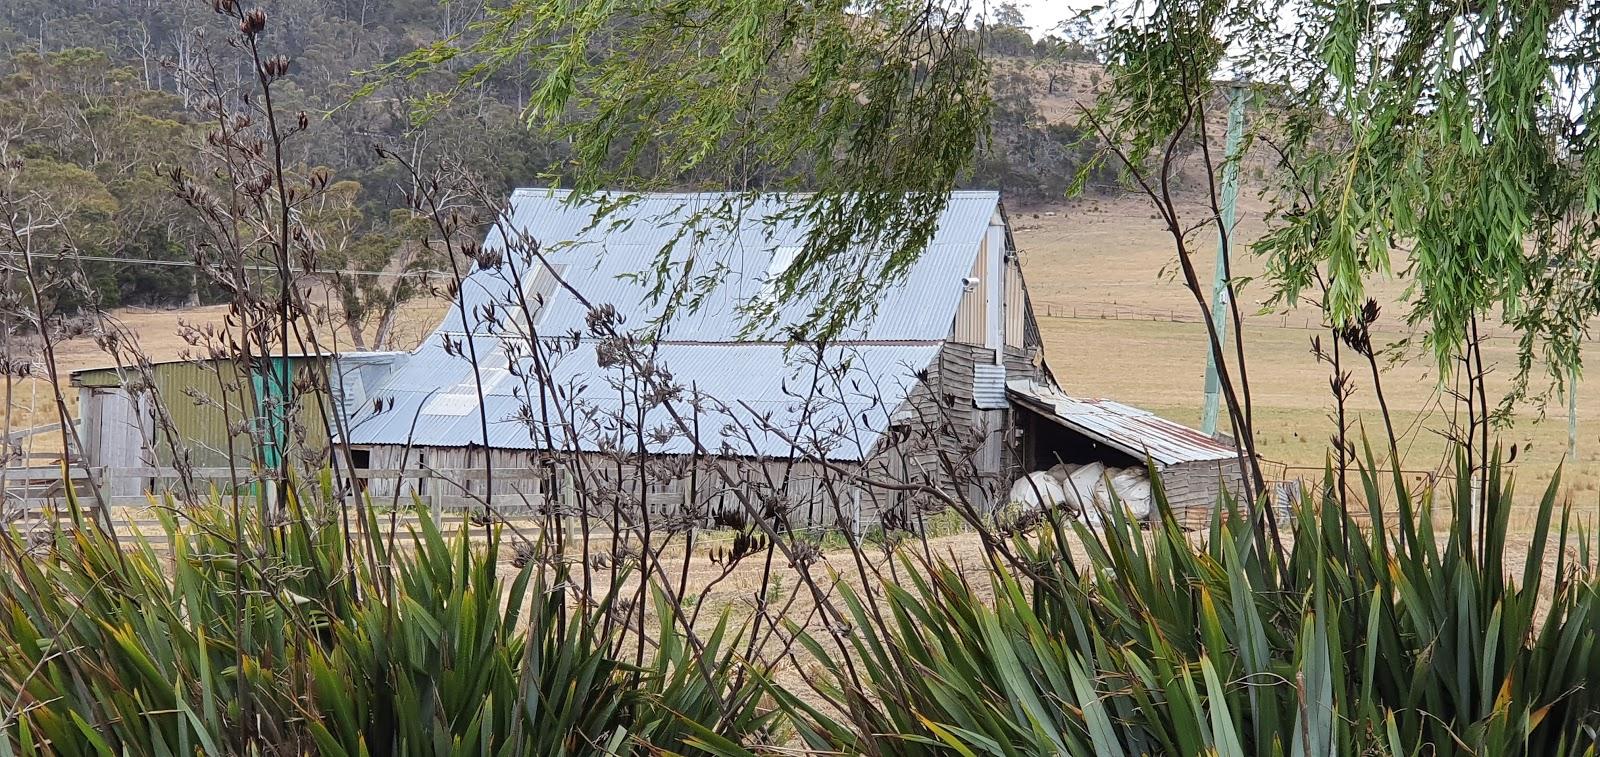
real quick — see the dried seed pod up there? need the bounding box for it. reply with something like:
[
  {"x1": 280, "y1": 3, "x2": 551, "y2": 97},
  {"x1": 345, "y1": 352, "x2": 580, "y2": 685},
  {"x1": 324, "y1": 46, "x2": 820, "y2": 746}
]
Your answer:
[
  {"x1": 788, "y1": 540, "x2": 822, "y2": 569},
  {"x1": 240, "y1": 9, "x2": 267, "y2": 35},
  {"x1": 510, "y1": 540, "x2": 536, "y2": 569},
  {"x1": 475, "y1": 247, "x2": 504, "y2": 270}
]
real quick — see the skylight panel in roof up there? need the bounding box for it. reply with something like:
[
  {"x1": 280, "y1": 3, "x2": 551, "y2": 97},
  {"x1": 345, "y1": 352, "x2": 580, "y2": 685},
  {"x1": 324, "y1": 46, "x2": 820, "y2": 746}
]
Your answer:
[
  {"x1": 520, "y1": 263, "x2": 568, "y2": 326},
  {"x1": 422, "y1": 365, "x2": 512, "y2": 417},
  {"x1": 759, "y1": 245, "x2": 803, "y2": 301}
]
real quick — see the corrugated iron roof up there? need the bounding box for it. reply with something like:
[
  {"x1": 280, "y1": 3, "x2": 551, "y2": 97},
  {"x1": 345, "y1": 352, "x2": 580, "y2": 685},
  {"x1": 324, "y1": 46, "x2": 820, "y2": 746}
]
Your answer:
[
  {"x1": 436, "y1": 189, "x2": 1001, "y2": 342},
  {"x1": 69, "y1": 351, "x2": 407, "y2": 386},
  {"x1": 342, "y1": 338, "x2": 940, "y2": 461},
  {"x1": 1007, "y1": 379, "x2": 1238, "y2": 466},
  {"x1": 344, "y1": 189, "x2": 999, "y2": 460}
]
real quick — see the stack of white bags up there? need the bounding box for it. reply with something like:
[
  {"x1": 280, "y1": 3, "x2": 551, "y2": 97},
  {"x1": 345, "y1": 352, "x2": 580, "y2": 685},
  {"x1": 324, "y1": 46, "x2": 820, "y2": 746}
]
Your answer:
[{"x1": 1006, "y1": 461, "x2": 1152, "y2": 529}]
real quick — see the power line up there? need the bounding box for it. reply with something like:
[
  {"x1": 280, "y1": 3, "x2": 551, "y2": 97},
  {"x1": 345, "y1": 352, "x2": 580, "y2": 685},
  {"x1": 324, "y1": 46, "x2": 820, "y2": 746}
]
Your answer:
[{"x1": 0, "y1": 250, "x2": 439, "y2": 279}]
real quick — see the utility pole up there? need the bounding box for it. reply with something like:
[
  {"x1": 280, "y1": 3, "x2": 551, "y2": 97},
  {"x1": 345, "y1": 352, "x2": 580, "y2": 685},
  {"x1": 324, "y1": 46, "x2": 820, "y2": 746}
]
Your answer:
[
  {"x1": 1570, "y1": 363, "x2": 1578, "y2": 461},
  {"x1": 1201, "y1": 83, "x2": 1248, "y2": 437},
  {"x1": 1557, "y1": 265, "x2": 1580, "y2": 462}
]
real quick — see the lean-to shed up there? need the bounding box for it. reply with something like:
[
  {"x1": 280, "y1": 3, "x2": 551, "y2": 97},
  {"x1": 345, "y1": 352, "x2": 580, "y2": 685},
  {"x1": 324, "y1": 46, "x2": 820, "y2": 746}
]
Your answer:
[
  {"x1": 69, "y1": 352, "x2": 403, "y2": 499},
  {"x1": 1006, "y1": 379, "x2": 1245, "y2": 519}
]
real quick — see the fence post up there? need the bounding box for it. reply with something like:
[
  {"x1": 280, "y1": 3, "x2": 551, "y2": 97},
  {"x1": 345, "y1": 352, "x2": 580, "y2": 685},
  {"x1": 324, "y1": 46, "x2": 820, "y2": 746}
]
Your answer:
[
  {"x1": 682, "y1": 481, "x2": 692, "y2": 526},
  {"x1": 562, "y1": 466, "x2": 576, "y2": 547},
  {"x1": 428, "y1": 470, "x2": 442, "y2": 527},
  {"x1": 852, "y1": 488, "x2": 862, "y2": 543}
]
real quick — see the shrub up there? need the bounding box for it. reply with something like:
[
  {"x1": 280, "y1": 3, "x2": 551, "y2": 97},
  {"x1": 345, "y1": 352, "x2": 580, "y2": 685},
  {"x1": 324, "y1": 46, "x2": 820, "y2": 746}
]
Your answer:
[
  {"x1": 0, "y1": 496, "x2": 771, "y2": 755},
  {"x1": 758, "y1": 451, "x2": 1600, "y2": 756},
  {"x1": 9, "y1": 449, "x2": 1600, "y2": 755}
]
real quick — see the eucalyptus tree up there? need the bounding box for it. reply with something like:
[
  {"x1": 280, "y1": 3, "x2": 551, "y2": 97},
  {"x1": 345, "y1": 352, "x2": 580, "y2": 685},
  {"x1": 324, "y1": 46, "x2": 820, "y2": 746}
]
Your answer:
[{"x1": 1054, "y1": 0, "x2": 1600, "y2": 511}]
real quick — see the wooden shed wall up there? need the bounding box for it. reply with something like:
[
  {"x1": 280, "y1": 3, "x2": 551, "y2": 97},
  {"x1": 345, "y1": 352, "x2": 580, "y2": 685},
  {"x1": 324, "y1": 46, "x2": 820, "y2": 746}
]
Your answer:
[
  {"x1": 880, "y1": 341, "x2": 1014, "y2": 513},
  {"x1": 77, "y1": 387, "x2": 154, "y2": 496},
  {"x1": 1002, "y1": 346, "x2": 1044, "y2": 383},
  {"x1": 1160, "y1": 458, "x2": 1247, "y2": 518},
  {"x1": 923, "y1": 343, "x2": 990, "y2": 437},
  {"x1": 360, "y1": 446, "x2": 544, "y2": 502},
  {"x1": 354, "y1": 446, "x2": 889, "y2": 531},
  {"x1": 76, "y1": 358, "x2": 336, "y2": 471}
]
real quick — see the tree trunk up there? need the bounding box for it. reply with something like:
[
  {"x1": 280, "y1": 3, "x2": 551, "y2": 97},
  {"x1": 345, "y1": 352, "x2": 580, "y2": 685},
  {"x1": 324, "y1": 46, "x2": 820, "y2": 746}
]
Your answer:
[
  {"x1": 344, "y1": 315, "x2": 369, "y2": 351},
  {"x1": 371, "y1": 304, "x2": 400, "y2": 350}
]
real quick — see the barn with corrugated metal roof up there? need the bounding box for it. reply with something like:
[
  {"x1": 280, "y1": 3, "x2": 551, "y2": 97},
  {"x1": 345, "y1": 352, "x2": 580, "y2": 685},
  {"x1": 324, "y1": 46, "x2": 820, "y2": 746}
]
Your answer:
[{"x1": 335, "y1": 189, "x2": 1242, "y2": 527}]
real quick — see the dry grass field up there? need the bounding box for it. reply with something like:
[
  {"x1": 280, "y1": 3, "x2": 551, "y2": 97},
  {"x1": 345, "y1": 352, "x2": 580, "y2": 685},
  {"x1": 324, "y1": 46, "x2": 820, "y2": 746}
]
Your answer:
[{"x1": 1013, "y1": 194, "x2": 1600, "y2": 525}]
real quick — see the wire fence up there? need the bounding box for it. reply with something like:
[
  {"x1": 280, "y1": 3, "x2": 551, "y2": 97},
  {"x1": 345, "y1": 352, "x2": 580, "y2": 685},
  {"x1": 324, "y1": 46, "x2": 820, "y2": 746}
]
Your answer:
[
  {"x1": 1031, "y1": 301, "x2": 1538, "y2": 341},
  {"x1": 1035, "y1": 302, "x2": 1328, "y2": 331}
]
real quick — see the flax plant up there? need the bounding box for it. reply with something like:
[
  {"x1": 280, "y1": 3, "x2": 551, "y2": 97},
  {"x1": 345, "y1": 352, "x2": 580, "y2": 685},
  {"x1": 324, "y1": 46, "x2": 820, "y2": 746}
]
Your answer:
[
  {"x1": 0, "y1": 492, "x2": 773, "y2": 755},
  {"x1": 733, "y1": 450, "x2": 1600, "y2": 756}
]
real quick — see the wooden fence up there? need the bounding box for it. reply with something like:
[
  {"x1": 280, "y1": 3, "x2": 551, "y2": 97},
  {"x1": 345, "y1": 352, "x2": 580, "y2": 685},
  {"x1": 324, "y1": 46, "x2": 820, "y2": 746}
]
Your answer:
[
  {"x1": 3, "y1": 466, "x2": 564, "y2": 514},
  {"x1": 4, "y1": 462, "x2": 882, "y2": 538},
  {"x1": 1265, "y1": 465, "x2": 1463, "y2": 531},
  {"x1": 2, "y1": 465, "x2": 97, "y2": 514},
  {"x1": 1, "y1": 463, "x2": 878, "y2": 551}
]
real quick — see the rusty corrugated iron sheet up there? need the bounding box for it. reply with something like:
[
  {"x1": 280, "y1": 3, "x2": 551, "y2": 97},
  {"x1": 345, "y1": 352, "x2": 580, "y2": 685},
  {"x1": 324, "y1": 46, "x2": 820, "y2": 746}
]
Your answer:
[{"x1": 1007, "y1": 380, "x2": 1238, "y2": 466}]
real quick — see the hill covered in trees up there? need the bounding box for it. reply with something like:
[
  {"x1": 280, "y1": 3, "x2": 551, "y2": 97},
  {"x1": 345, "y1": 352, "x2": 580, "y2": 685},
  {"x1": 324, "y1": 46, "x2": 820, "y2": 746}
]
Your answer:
[{"x1": 0, "y1": 0, "x2": 1109, "y2": 316}]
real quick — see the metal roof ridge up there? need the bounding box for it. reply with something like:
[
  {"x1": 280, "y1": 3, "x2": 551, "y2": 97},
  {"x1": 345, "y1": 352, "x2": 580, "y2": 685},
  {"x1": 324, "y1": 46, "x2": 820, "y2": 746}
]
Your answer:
[
  {"x1": 428, "y1": 333, "x2": 948, "y2": 347},
  {"x1": 70, "y1": 350, "x2": 403, "y2": 378},
  {"x1": 508, "y1": 187, "x2": 1001, "y2": 199}
]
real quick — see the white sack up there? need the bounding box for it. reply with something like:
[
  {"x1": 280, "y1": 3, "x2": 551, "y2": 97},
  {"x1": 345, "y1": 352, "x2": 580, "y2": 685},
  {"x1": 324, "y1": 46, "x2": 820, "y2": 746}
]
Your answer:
[
  {"x1": 1045, "y1": 462, "x2": 1078, "y2": 484},
  {"x1": 1079, "y1": 504, "x2": 1107, "y2": 530},
  {"x1": 1008, "y1": 472, "x2": 1067, "y2": 513},
  {"x1": 1109, "y1": 468, "x2": 1154, "y2": 520},
  {"x1": 1062, "y1": 462, "x2": 1105, "y2": 515},
  {"x1": 1091, "y1": 466, "x2": 1124, "y2": 514}
]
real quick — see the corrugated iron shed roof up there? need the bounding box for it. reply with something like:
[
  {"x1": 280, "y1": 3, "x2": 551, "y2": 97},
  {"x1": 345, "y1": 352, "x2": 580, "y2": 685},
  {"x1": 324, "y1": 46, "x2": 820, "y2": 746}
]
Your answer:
[
  {"x1": 436, "y1": 189, "x2": 1001, "y2": 342},
  {"x1": 70, "y1": 352, "x2": 402, "y2": 387},
  {"x1": 342, "y1": 337, "x2": 939, "y2": 461},
  {"x1": 345, "y1": 189, "x2": 1000, "y2": 460},
  {"x1": 1007, "y1": 380, "x2": 1238, "y2": 466}
]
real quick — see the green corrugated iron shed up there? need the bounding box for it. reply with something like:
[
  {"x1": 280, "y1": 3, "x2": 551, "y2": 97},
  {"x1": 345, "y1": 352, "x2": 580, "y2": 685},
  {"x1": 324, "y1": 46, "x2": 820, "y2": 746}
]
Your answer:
[{"x1": 71, "y1": 355, "x2": 334, "y2": 469}]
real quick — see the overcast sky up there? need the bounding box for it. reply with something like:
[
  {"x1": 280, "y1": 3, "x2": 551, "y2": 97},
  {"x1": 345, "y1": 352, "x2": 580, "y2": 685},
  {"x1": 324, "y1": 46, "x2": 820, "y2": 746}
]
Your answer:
[{"x1": 1015, "y1": 0, "x2": 1101, "y2": 36}]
